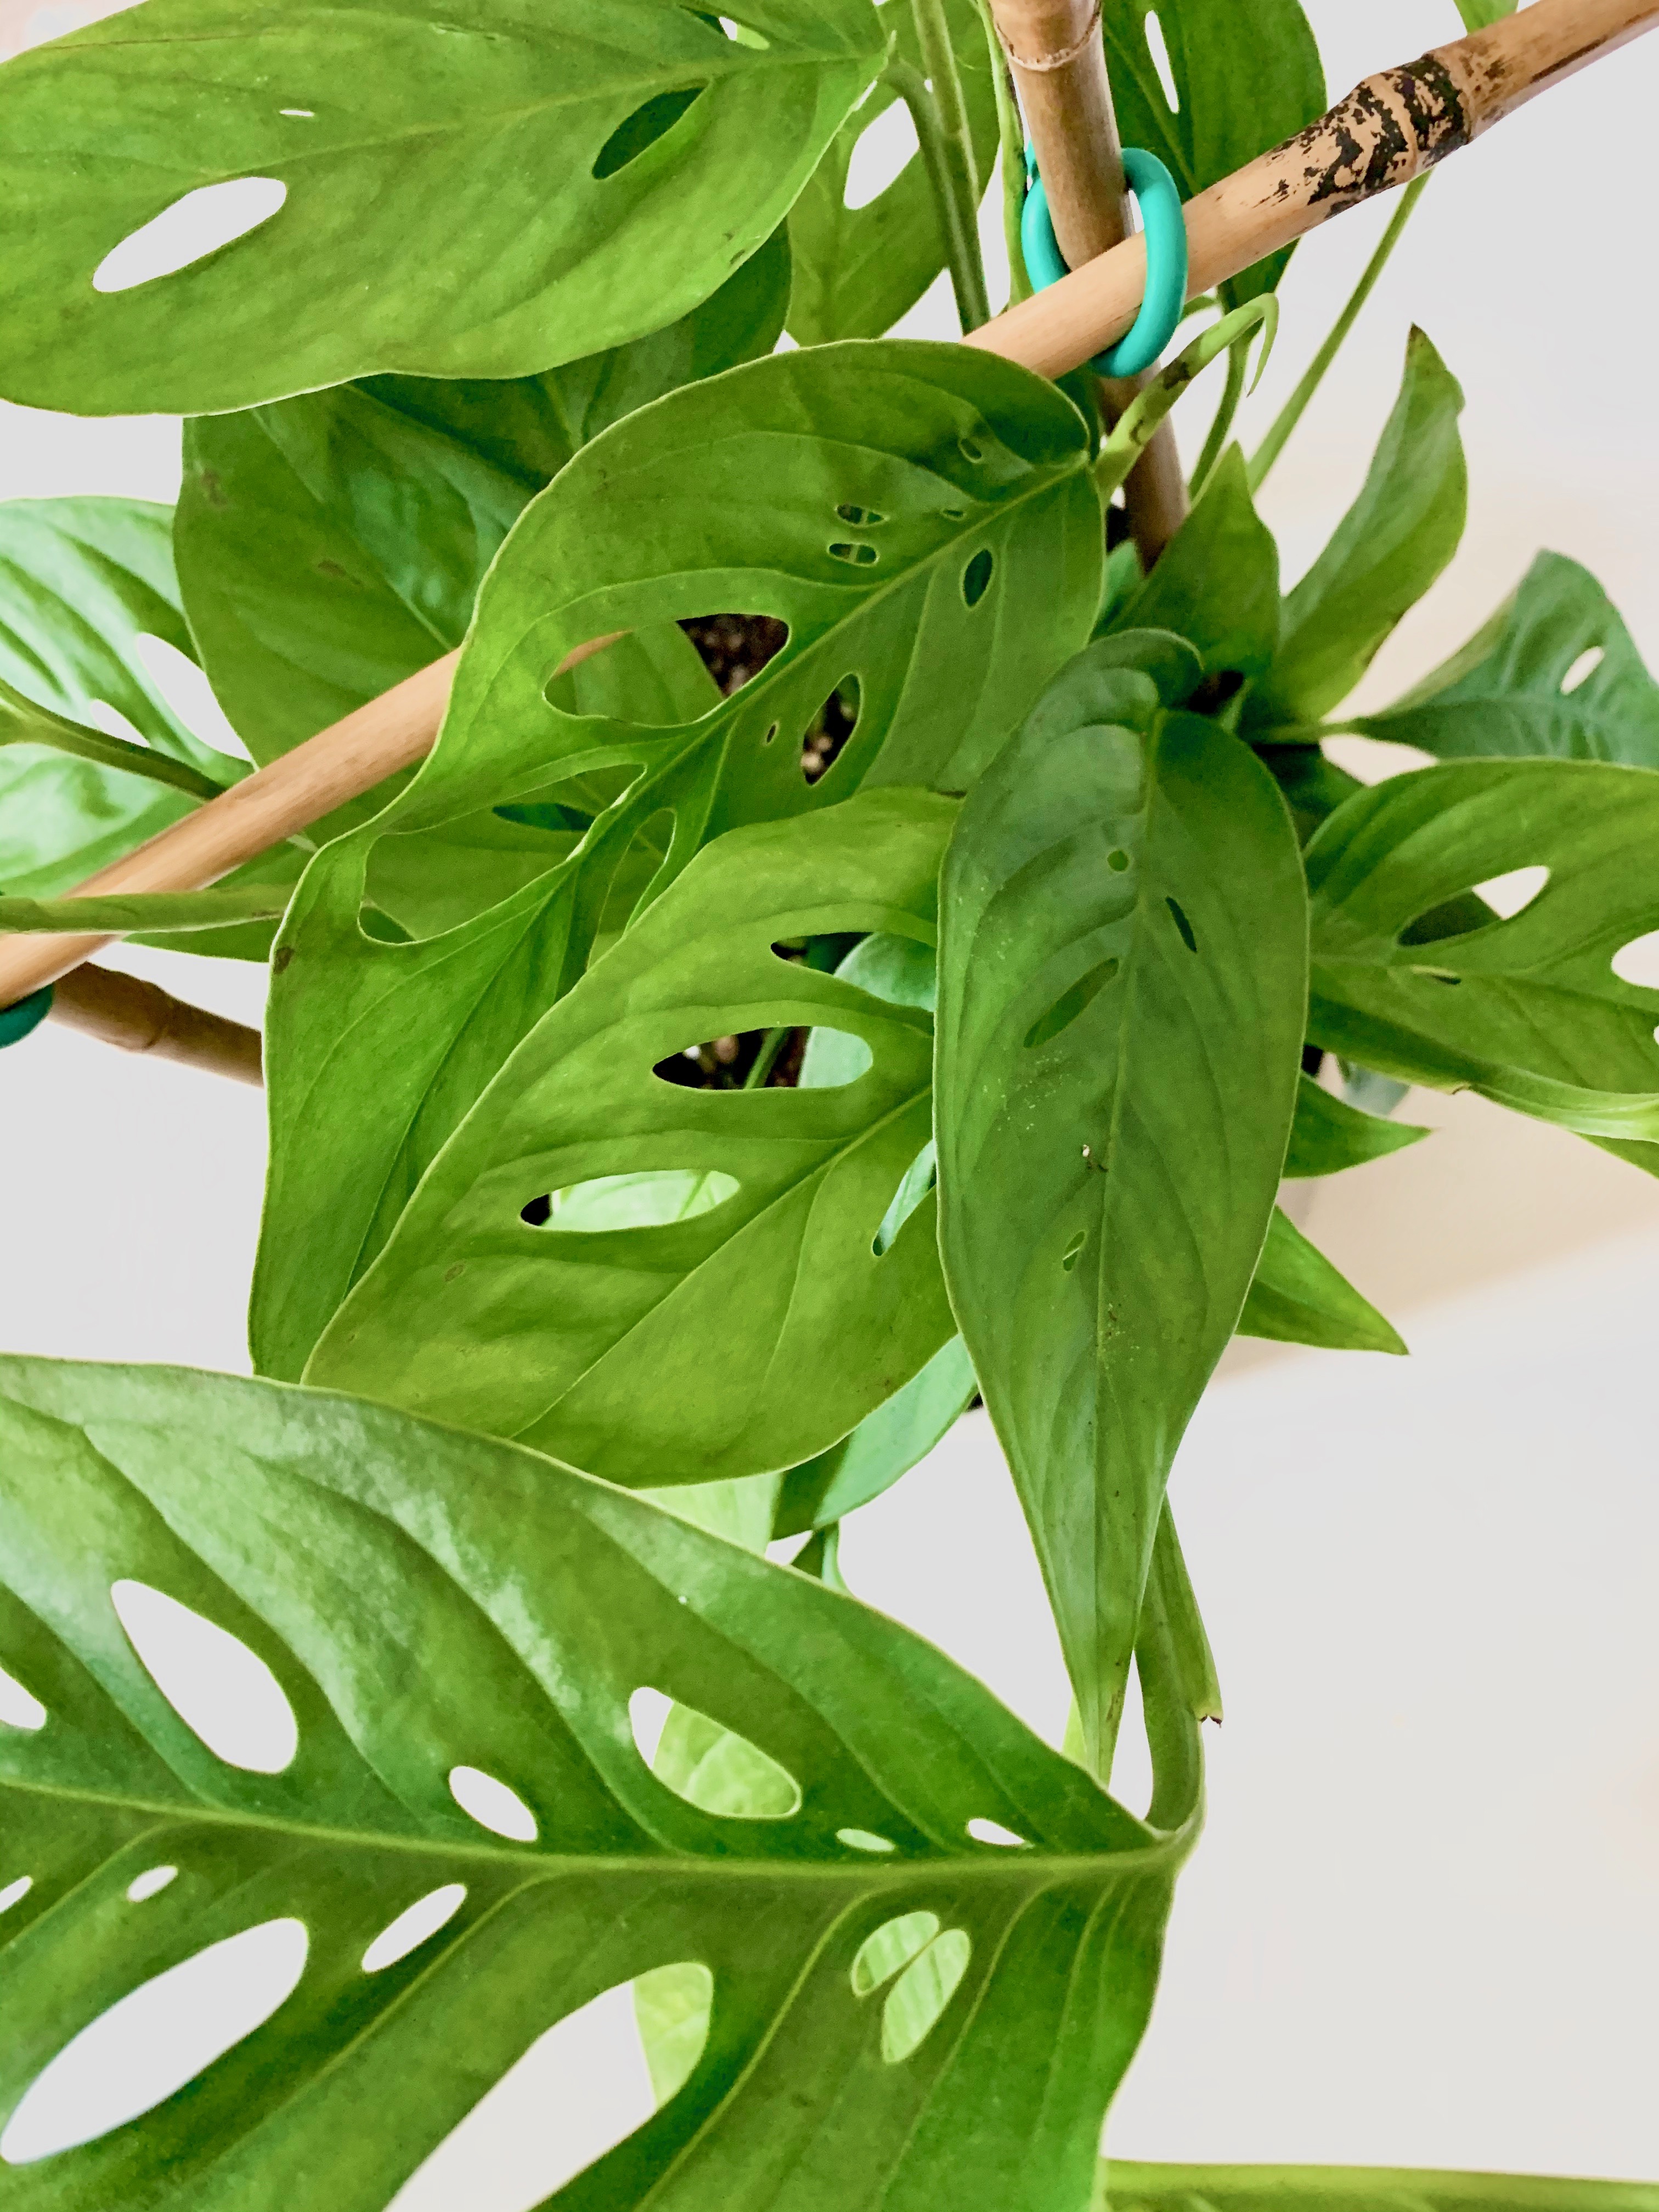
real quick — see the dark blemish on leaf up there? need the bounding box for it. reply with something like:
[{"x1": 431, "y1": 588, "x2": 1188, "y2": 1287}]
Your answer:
[
  {"x1": 941, "y1": 507, "x2": 967, "y2": 521},
  {"x1": 314, "y1": 558, "x2": 351, "y2": 581},
  {"x1": 828, "y1": 541, "x2": 878, "y2": 567},
  {"x1": 444, "y1": 1261, "x2": 466, "y2": 1280},
  {"x1": 199, "y1": 469, "x2": 227, "y2": 510},
  {"x1": 961, "y1": 548, "x2": 993, "y2": 608},
  {"x1": 272, "y1": 946, "x2": 294, "y2": 974},
  {"x1": 1166, "y1": 895, "x2": 1198, "y2": 952},
  {"x1": 762, "y1": 720, "x2": 778, "y2": 745},
  {"x1": 1106, "y1": 848, "x2": 1130, "y2": 873}
]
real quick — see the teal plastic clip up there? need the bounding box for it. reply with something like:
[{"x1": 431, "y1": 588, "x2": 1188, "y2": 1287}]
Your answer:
[
  {"x1": 0, "y1": 985, "x2": 54, "y2": 1051},
  {"x1": 1020, "y1": 143, "x2": 1188, "y2": 378}
]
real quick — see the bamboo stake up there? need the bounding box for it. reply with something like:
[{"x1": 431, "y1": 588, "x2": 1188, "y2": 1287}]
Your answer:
[
  {"x1": 988, "y1": 0, "x2": 1188, "y2": 565},
  {"x1": 49, "y1": 963, "x2": 263, "y2": 1085},
  {"x1": 3, "y1": 0, "x2": 1652, "y2": 1075}
]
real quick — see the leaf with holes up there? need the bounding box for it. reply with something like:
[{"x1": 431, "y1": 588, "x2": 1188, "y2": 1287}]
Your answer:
[
  {"x1": 1104, "y1": 0, "x2": 1325, "y2": 306},
  {"x1": 1283, "y1": 1071, "x2": 1429, "y2": 1177},
  {"x1": 1237, "y1": 1207, "x2": 1406, "y2": 1355},
  {"x1": 305, "y1": 791, "x2": 959, "y2": 1482},
  {"x1": 1306, "y1": 758, "x2": 1659, "y2": 1138},
  {"x1": 1246, "y1": 330, "x2": 1466, "y2": 733},
  {"x1": 1348, "y1": 552, "x2": 1659, "y2": 768},
  {"x1": 173, "y1": 237, "x2": 789, "y2": 767},
  {"x1": 786, "y1": 0, "x2": 997, "y2": 343},
  {"x1": 0, "y1": 0, "x2": 882, "y2": 415},
  {"x1": 934, "y1": 644, "x2": 1308, "y2": 1769},
  {"x1": 0, "y1": 1353, "x2": 1188, "y2": 2212},
  {"x1": 1103, "y1": 447, "x2": 1279, "y2": 680},
  {"x1": 251, "y1": 340, "x2": 1101, "y2": 1381}
]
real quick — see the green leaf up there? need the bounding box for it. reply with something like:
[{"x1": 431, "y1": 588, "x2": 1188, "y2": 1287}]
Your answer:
[
  {"x1": 934, "y1": 644, "x2": 1308, "y2": 1769},
  {"x1": 1283, "y1": 1070, "x2": 1429, "y2": 1177},
  {"x1": 773, "y1": 1336, "x2": 979, "y2": 1538},
  {"x1": 252, "y1": 340, "x2": 1101, "y2": 1380},
  {"x1": 1102, "y1": 2166, "x2": 1658, "y2": 2212},
  {"x1": 0, "y1": 0, "x2": 882, "y2": 415},
  {"x1": 0, "y1": 498, "x2": 238, "y2": 899},
  {"x1": 1306, "y1": 758, "x2": 1659, "y2": 1138},
  {"x1": 1451, "y1": 0, "x2": 1517, "y2": 26},
  {"x1": 1238, "y1": 1206, "x2": 1406, "y2": 1354},
  {"x1": 306, "y1": 792, "x2": 960, "y2": 1483},
  {"x1": 0, "y1": 678, "x2": 219, "y2": 804},
  {"x1": 785, "y1": 0, "x2": 997, "y2": 343},
  {"x1": 0, "y1": 887, "x2": 287, "y2": 937},
  {"x1": 1104, "y1": 0, "x2": 1325, "y2": 307},
  {"x1": 1350, "y1": 552, "x2": 1659, "y2": 767},
  {"x1": 0, "y1": 1353, "x2": 1189, "y2": 2212},
  {"x1": 173, "y1": 239, "x2": 790, "y2": 766},
  {"x1": 1105, "y1": 445, "x2": 1280, "y2": 679},
  {"x1": 1248, "y1": 330, "x2": 1466, "y2": 730}
]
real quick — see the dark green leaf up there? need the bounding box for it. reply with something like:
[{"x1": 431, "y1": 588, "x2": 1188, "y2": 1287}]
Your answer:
[
  {"x1": 0, "y1": 1353, "x2": 1187, "y2": 2212},
  {"x1": 935, "y1": 644, "x2": 1308, "y2": 1768},
  {"x1": 0, "y1": 0, "x2": 882, "y2": 414},
  {"x1": 1306, "y1": 758, "x2": 1659, "y2": 1137},
  {"x1": 773, "y1": 1337, "x2": 978, "y2": 1538},
  {"x1": 1104, "y1": 0, "x2": 1325, "y2": 306},
  {"x1": 253, "y1": 340, "x2": 1101, "y2": 1380},
  {"x1": 1106, "y1": 445, "x2": 1279, "y2": 679},
  {"x1": 1283, "y1": 1070, "x2": 1429, "y2": 1176},
  {"x1": 1238, "y1": 1206, "x2": 1406, "y2": 1354},
  {"x1": 786, "y1": 0, "x2": 997, "y2": 343},
  {"x1": 1248, "y1": 330, "x2": 1466, "y2": 731},
  {"x1": 1351, "y1": 552, "x2": 1659, "y2": 767},
  {"x1": 1252, "y1": 742, "x2": 1364, "y2": 845},
  {"x1": 306, "y1": 792, "x2": 959, "y2": 1485},
  {"x1": 1103, "y1": 2165, "x2": 1658, "y2": 2212}
]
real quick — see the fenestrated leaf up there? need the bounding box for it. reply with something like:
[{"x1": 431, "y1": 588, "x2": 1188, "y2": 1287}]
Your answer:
[
  {"x1": 1103, "y1": 2164, "x2": 1659, "y2": 2212},
  {"x1": 1349, "y1": 552, "x2": 1659, "y2": 767},
  {"x1": 786, "y1": 0, "x2": 997, "y2": 343},
  {"x1": 1283, "y1": 1070, "x2": 1429, "y2": 1177},
  {"x1": 306, "y1": 792, "x2": 960, "y2": 1484},
  {"x1": 173, "y1": 239, "x2": 789, "y2": 765},
  {"x1": 0, "y1": 499, "x2": 240, "y2": 899},
  {"x1": 934, "y1": 644, "x2": 1308, "y2": 1770},
  {"x1": 1105, "y1": 0, "x2": 1325, "y2": 307},
  {"x1": 1306, "y1": 758, "x2": 1659, "y2": 1137},
  {"x1": 1238, "y1": 1207, "x2": 1406, "y2": 1355},
  {"x1": 0, "y1": 0, "x2": 883, "y2": 415},
  {"x1": 1247, "y1": 330, "x2": 1466, "y2": 731},
  {"x1": 252, "y1": 340, "x2": 1101, "y2": 1380},
  {"x1": 1104, "y1": 445, "x2": 1279, "y2": 679},
  {"x1": 0, "y1": 1354, "x2": 1188, "y2": 2212}
]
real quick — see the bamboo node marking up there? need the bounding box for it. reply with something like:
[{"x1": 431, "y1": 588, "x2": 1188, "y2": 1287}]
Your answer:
[{"x1": 996, "y1": 1, "x2": 1102, "y2": 73}]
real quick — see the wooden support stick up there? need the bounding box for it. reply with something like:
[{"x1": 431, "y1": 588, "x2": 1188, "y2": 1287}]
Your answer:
[
  {"x1": 3, "y1": 0, "x2": 1652, "y2": 1077},
  {"x1": 989, "y1": 0, "x2": 1188, "y2": 565},
  {"x1": 48, "y1": 963, "x2": 264, "y2": 1085}
]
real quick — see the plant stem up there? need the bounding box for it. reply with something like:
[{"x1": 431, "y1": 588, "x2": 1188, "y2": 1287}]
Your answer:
[
  {"x1": 1248, "y1": 175, "x2": 1429, "y2": 494},
  {"x1": 977, "y1": 0, "x2": 1030, "y2": 306},
  {"x1": 744, "y1": 1026, "x2": 792, "y2": 1089},
  {"x1": 1188, "y1": 332, "x2": 1246, "y2": 499},
  {"x1": 889, "y1": 12, "x2": 990, "y2": 332}
]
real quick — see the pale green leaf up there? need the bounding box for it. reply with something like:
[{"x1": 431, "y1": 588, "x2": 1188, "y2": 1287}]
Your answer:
[
  {"x1": 772, "y1": 1336, "x2": 978, "y2": 1538},
  {"x1": 1283, "y1": 1071, "x2": 1429, "y2": 1177},
  {"x1": 1451, "y1": 0, "x2": 1516, "y2": 27},
  {"x1": 1238, "y1": 1207, "x2": 1406, "y2": 1355}
]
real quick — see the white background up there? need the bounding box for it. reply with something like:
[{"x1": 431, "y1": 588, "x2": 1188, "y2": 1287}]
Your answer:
[{"x1": 0, "y1": 0, "x2": 1656, "y2": 2192}]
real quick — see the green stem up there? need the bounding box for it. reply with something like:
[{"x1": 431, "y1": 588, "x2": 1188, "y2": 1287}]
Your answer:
[
  {"x1": 887, "y1": 41, "x2": 989, "y2": 332},
  {"x1": 977, "y1": 0, "x2": 1030, "y2": 306},
  {"x1": 1188, "y1": 334, "x2": 1246, "y2": 500},
  {"x1": 1248, "y1": 175, "x2": 1429, "y2": 494},
  {"x1": 744, "y1": 1026, "x2": 792, "y2": 1090}
]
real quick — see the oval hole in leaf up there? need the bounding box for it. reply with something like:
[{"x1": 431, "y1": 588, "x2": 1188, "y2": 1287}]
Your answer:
[
  {"x1": 836, "y1": 504, "x2": 886, "y2": 526},
  {"x1": 386, "y1": 1965, "x2": 709, "y2": 2212},
  {"x1": 838, "y1": 1827, "x2": 896, "y2": 1853},
  {"x1": 1474, "y1": 864, "x2": 1548, "y2": 918},
  {"x1": 92, "y1": 178, "x2": 288, "y2": 295},
  {"x1": 125, "y1": 1865, "x2": 178, "y2": 1904},
  {"x1": 0, "y1": 1876, "x2": 32, "y2": 1915},
  {"x1": 85, "y1": 700, "x2": 148, "y2": 747},
  {"x1": 628, "y1": 1686, "x2": 673, "y2": 1766},
  {"x1": 1024, "y1": 956, "x2": 1120, "y2": 1050},
  {"x1": 967, "y1": 1817, "x2": 1027, "y2": 1847},
  {"x1": 633, "y1": 1689, "x2": 802, "y2": 1819},
  {"x1": 961, "y1": 548, "x2": 994, "y2": 608},
  {"x1": 1561, "y1": 645, "x2": 1604, "y2": 695},
  {"x1": 522, "y1": 1170, "x2": 741, "y2": 1233},
  {"x1": 110, "y1": 1580, "x2": 298, "y2": 1774},
  {"x1": 0, "y1": 1917, "x2": 308, "y2": 2165},
  {"x1": 843, "y1": 98, "x2": 918, "y2": 210},
  {"x1": 591, "y1": 87, "x2": 706, "y2": 181},
  {"x1": 828, "y1": 540, "x2": 878, "y2": 567},
  {"x1": 0, "y1": 1661, "x2": 46, "y2": 1733},
  {"x1": 795, "y1": 1026, "x2": 876, "y2": 1088},
  {"x1": 448, "y1": 1766, "x2": 538, "y2": 1844},
  {"x1": 881, "y1": 1928, "x2": 972, "y2": 2062},
  {"x1": 851, "y1": 1911, "x2": 939, "y2": 1996},
  {"x1": 134, "y1": 633, "x2": 250, "y2": 759},
  {"x1": 1144, "y1": 9, "x2": 1181, "y2": 110},
  {"x1": 1165, "y1": 896, "x2": 1198, "y2": 953},
  {"x1": 1613, "y1": 928, "x2": 1659, "y2": 988},
  {"x1": 802, "y1": 675, "x2": 860, "y2": 786},
  {"x1": 1061, "y1": 1228, "x2": 1086, "y2": 1273},
  {"x1": 677, "y1": 613, "x2": 788, "y2": 696},
  {"x1": 958, "y1": 437, "x2": 985, "y2": 464},
  {"x1": 715, "y1": 14, "x2": 770, "y2": 48},
  {"x1": 362, "y1": 1883, "x2": 468, "y2": 1973}
]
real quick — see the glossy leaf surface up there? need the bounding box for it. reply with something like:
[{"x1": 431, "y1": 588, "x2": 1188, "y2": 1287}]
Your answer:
[
  {"x1": 308, "y1": 793, "x2": 960, "y2": 1484},
  {"x1": 1238, "y1": 1208, "x2": 1406, "y2": 1356},
  {"x1": 1283, "y1": 1072, "x2": 1428, "y2": 1177},
  {"x1": 0, "y1": 0, "x2": 882, "y2": 414},
  {"x1": 1306, "y1": 759, "x2": 1659, "y2": 1137},
  {"x1": 0, "y1": 1355, "x2": 1186, "y2": 2212},
  {"x1": 253, "y1": 341, "x2": 1100, "y2": 1380},
  {"x1": 935, "y1": 646, "x2": 1308, "y2": 1765}
]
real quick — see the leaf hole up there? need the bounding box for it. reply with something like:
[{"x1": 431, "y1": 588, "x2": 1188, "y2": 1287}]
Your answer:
[
  {"x1": 843, "y1": 99, "x2": 919, "y2": 210},
  {"x1": 1612, "y1": 928, "x2": 1659, "y2": 988},
  {"x1": 0, "y1": 1661, "x2": 46, "y2": 1733},
  {"x1": 828, "y1": 539, "x2": 878, "y2": 567},
  {"x1": 92, "y1": 177, "x2": 288, "y2": 294},
  {"x1": 592, "y1": 86, "x2": 706, "y2": 180},
  {"x1": 0, "y1": 1876, "x2": 32, "y2": 1915},
  {"x1": 881, "y1": 1928, "x2": 972, "y2": 2062},
  {"x1": 448, "y1": 1765, "x2": 538, "y2": 1843},
  {"x1": 630, "y1": 1688, "x2": 802, "y2": 1818},
  {"x1": 1061, "y1": 1229, "x2": 1086, "y2": 1273},
  {"x1": 762, "y1": 720, "x2": 779, "y2": 744},
  {"x1": 279, "y1": 106, "x2": 315, "y2": 117},
  {"x1": 716, "y1": 14, "x2": 770, "y2": 46},
  {"x1": 1561, "y1": 645, "x2": 1605, "y2": 695},
  {"x1": 362, "y1": 1883, "x2": 469, "y2": 1973},
  {"x1": 837, "y1": 1827, "x2": 896, "y2": 1853},
  {"x1": 1474, "y1": 864, "x2": 1549, "y2": 918},
  {"x1": 961, "y1": 547, "x2": 994, "y2": 608},
  {"x1": 958, "y1": 437, "x2": 985, "y2": 464},
  {"x1": 967, "y1": 1816, "x2": 1027, "y2": 1847},
  {"x1": 802, "y1": 674, "x2": 860, "y2": 785},
  {"x1": 1144, "y1": 8, "x2": 1181, "y2": 110},
  {"x1": 679, "y1": 613, "x2": 789, "y2": 695},
  {"x1": 110, "y1": 1580, "x2": 298, "y2": 1774},
  {"x1": 134, "y1": 633, "x2": 250, "y2": 760},
  {"x1": 0, "y1": 1918, "x2": 308, "y2": 2165},
  {"x1": 125, "y1": 1865, "x2": 178, "y2": 1904},
  {"x1": 851, "y1": 1911, "x2": 939, "y2": 1996},
  {"x1": 521, "y1": 1170, "x2": 741, "y2": 1233},
  {"x1": 836, "y1": 504, "x2": 886, "y2": 526},
  {"x1": 1165, "y1": 896, "x2": 1198, "y2": 953},
  {"x1": 1024, "y1": 956, "x2": 1120, "y2": 1049}
]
